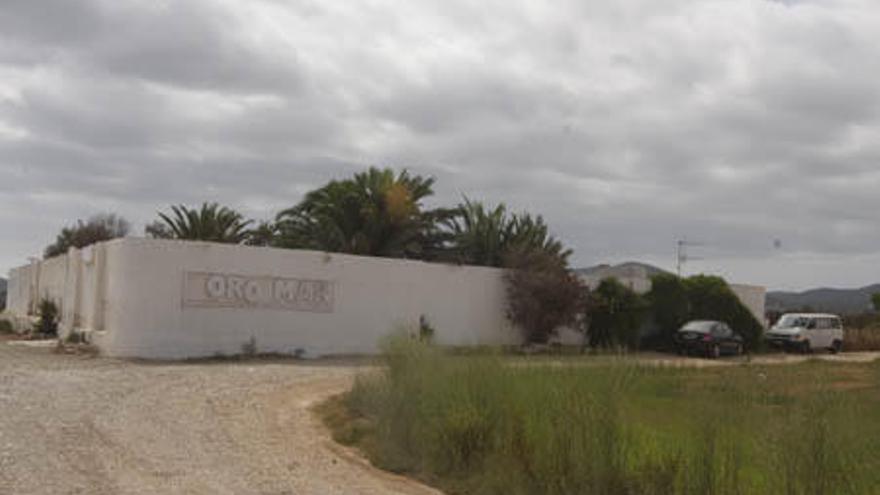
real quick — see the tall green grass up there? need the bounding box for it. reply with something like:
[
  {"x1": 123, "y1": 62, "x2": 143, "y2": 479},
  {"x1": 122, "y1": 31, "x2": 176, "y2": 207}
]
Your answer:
[{"x1": 336, "y1": 338, "x2": 880, "y2": 495}]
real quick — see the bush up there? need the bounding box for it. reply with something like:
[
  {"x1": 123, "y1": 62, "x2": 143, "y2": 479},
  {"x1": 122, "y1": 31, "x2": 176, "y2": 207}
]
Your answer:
[
  {"x1": 504, "y1": 249, "x2": 585, "y2": 344},
  {"x1": 33, "y1": 298, "x2": 59, "y2": 337},
  {"x1": 646, "y1": 273, "x2": 689, "y2": 346},
  {"x1": 588, "y1": 278, "x2": 649, "y2": 349},
  {"x1": 0, "y1": 319, "x2": 13, "y2": 335}
]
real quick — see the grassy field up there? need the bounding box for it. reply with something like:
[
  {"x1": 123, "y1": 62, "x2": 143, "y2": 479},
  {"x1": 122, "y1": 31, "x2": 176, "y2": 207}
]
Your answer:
[{"x1": 321, "y1": 338, "x2": 880, "y2": 495}]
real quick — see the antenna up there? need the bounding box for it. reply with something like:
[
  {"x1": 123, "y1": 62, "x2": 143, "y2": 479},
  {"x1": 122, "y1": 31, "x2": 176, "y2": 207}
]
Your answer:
[{"x1": 676, "y1": 238, "x2": 705, "y2": 277}]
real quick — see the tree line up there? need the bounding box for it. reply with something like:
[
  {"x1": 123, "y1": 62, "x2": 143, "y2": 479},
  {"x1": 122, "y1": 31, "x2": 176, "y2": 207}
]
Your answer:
[
  {"x1": 45, "y1": 167, "x2": 566, "y2": 266},
  {"x1": 40, "y1": 166, "x2": 763, "y2": 350}
]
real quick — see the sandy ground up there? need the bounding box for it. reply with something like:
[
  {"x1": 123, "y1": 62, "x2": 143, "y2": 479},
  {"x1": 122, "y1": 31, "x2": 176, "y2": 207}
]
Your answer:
[
  {"x1": 0, "y1": 341, "x2": 440, "y2": 495},
  {"x1": 1, "y1": 340, "x2": 878, "y2": 495}
]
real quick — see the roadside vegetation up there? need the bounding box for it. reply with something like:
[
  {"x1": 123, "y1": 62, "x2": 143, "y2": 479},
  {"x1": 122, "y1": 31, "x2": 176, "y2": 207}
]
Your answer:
[
  {"x1": 842, "y1": 304, "x2": 880, "y2": 351},
  {"x1": 323, "y1": 338, "x2": 880, "y2": 495}
]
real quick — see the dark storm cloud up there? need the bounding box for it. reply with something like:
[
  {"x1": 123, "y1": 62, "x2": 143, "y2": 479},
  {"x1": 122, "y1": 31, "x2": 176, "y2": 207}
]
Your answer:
[{"x1": 1, "y1": 0, "x2": 880, "y2": 289}]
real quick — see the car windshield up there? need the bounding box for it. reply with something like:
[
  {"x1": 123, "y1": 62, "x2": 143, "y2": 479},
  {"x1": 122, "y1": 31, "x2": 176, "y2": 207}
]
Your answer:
[
  {"x1": 775, "y1": 315, "x2": 808, "y2": 329},
  {"x1": 680, "y1": 321, "x2": 714, "y2": 333}
]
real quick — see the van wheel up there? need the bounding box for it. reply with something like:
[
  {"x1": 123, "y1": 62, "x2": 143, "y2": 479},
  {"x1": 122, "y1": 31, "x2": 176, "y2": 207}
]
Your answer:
[{"x1": 831, "y1": 340, "x2": 842, "y2": 354}]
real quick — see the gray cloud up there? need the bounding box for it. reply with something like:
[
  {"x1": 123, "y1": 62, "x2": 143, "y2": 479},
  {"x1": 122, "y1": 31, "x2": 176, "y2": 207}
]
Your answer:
[{"x1": 1, "y1": 0, "x2": 879, "y2": 290}]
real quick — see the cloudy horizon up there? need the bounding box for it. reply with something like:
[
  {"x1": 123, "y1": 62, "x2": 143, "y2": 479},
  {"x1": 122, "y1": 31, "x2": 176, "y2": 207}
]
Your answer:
[{"x1": 2, "y1": 0, "x2": 879, "y2": 291}]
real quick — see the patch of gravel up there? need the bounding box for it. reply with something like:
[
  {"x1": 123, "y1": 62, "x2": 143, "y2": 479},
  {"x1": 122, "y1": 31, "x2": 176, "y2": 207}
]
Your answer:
[{"x1": 0, "y1": 343, "x2": 441, "y2": 495}]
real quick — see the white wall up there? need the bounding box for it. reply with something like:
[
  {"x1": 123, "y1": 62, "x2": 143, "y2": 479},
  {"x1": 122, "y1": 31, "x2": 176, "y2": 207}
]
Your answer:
[
  {"x1": 8, "y1": 239, "x2": 519, "y2": 358},
  {"x1": 730, "y1": 284, "x2": 767, "y2": 326},
  {"x1": 5, "y1": 239, "x2": 769, "y2": 359}
]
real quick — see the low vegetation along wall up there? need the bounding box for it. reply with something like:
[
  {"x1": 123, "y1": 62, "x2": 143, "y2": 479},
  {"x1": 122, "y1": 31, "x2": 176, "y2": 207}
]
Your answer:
[{"x1": 5, "y1": 238, "x2": 519, "y2": 358}]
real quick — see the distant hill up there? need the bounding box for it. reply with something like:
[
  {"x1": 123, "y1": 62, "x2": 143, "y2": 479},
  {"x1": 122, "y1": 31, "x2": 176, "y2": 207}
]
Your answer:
[
  {"x1": 766, "y1": 284, "x2": 880, "y2": 315},
  {"x1": 575, "y1": 262, "x2": 670, "y2": 278}
]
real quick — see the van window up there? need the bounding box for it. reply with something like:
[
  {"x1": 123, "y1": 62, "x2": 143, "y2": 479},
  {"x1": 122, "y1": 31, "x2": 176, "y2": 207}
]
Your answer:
[{"x1": 776, "y1": 315, "x2": 807, "y2": 329}]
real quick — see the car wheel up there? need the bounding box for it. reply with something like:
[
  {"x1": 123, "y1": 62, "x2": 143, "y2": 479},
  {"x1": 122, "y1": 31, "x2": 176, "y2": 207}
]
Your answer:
[
  {"x1": 801, "y1": 340, "x2": 811, "y2": 354},
  {"x1": 831, "y1": 340, "x2": 842, "y2": 354}
]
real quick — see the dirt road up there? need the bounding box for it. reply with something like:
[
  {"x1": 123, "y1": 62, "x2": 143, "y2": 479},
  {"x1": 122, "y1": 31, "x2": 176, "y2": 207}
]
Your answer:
[{"x1": 0, "y1": 341, "x2": 440, "y2": 495}]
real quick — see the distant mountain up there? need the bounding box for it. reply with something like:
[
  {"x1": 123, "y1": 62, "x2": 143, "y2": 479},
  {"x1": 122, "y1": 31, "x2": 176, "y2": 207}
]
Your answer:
[
  {"x1": 575, "y1": 262, "x2": 670, "y2": 278},
  {"x1": 766, "y1": 284, "x2": 880, "y2": 315}
]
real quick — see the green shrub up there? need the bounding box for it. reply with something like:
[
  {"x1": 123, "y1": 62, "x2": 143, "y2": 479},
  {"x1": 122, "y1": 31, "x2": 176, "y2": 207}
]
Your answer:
[
  {"x1": 33, "y1": 298, "x2": 59, "y2": 337},
  {"x1": 588, "y1": 278, "x2": 649, "y2": 349},
  {"x1": 0, "y1": 319, "x2": 13, "y2": 335},
  {"x1": 646, "y1": 273, "x2": 689, "y2": 347}
]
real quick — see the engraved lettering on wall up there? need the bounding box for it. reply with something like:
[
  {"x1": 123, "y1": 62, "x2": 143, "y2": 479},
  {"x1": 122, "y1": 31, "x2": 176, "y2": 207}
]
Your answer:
[{"x1": 183, "y1": 272, "x2": 334, "y2": 313}]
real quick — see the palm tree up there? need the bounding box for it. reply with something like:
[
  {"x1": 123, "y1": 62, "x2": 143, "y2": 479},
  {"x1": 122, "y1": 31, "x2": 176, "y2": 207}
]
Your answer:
[
  {"x1": 443, "y1": 199, "x2": 571, "y2": 267},
  {"x1": 154, "y1": 203, "x2": 253, "y2": 244},
  {"x1": 276, "y1": 167, "x2": 450, "y2": 258}
]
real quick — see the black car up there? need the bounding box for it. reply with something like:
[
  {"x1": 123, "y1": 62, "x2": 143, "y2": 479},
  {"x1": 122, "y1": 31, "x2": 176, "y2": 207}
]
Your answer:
[{"x1": 674, "y1": 320, "x2": 744, "y2": 358}]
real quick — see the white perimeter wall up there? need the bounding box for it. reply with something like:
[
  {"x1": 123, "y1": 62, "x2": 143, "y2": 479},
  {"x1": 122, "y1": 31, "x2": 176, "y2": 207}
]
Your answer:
[
  {"x1": 8, "y1": 239, "x2": 519, "y2": 358},
  {"x1": 5, "y1": 239, "x2": 769, "y2": 359},
  {"x1": 730, "y1": 284, "x2": 767, "y2": 327}
]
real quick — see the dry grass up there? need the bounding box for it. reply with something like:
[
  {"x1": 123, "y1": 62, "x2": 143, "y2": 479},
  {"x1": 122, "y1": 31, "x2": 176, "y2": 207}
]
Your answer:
[
  {"x1": 843, "y1": 325, "x2": 880, "y2": 351},
  {"x1": 322, "y1": 338, "x2": 880, "y2": 495}
]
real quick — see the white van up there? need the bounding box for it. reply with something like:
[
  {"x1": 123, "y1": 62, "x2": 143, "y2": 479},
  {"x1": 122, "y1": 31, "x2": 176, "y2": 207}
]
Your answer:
[{"x1": 765, "y1": 313, "x2": 844, "y2": 353}]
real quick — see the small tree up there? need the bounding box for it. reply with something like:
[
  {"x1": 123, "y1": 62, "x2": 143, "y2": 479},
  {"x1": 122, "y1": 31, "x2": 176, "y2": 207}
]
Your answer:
[
  {"x1": 588, "y1": 278, "x2": 648, "y2": 349},
  {"x1": 872, "y1": 293, "x2": 880, "y2": 312},
  {"x1": 646, "y1": 273, "x2": 690, "y2": 346},
  {"x1": 44, "y1": 213, "x2": 130, "y2": 258},
  {"x1": 504, "y1": 248, "x2": 585, "y2": 344}
]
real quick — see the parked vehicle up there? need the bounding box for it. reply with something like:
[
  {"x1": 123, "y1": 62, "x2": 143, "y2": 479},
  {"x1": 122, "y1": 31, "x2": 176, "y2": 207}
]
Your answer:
[
  {"x1": 674, "y1": 320, "x2": 744, "y2": 358},
  {"x1": 765, "y1": 313, "x2": 843, "y2": 353}
]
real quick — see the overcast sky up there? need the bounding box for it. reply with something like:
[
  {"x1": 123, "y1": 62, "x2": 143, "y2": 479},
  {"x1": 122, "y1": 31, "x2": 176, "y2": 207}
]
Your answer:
[{"x1": 1, "y1": 0, "x2": 878, "y2": 291}]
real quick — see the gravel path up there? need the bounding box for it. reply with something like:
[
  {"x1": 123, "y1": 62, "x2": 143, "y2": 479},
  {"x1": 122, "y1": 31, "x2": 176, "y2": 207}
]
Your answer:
[{"x1": 0, "y1": 340, "x2": 441, "y2": 495}]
